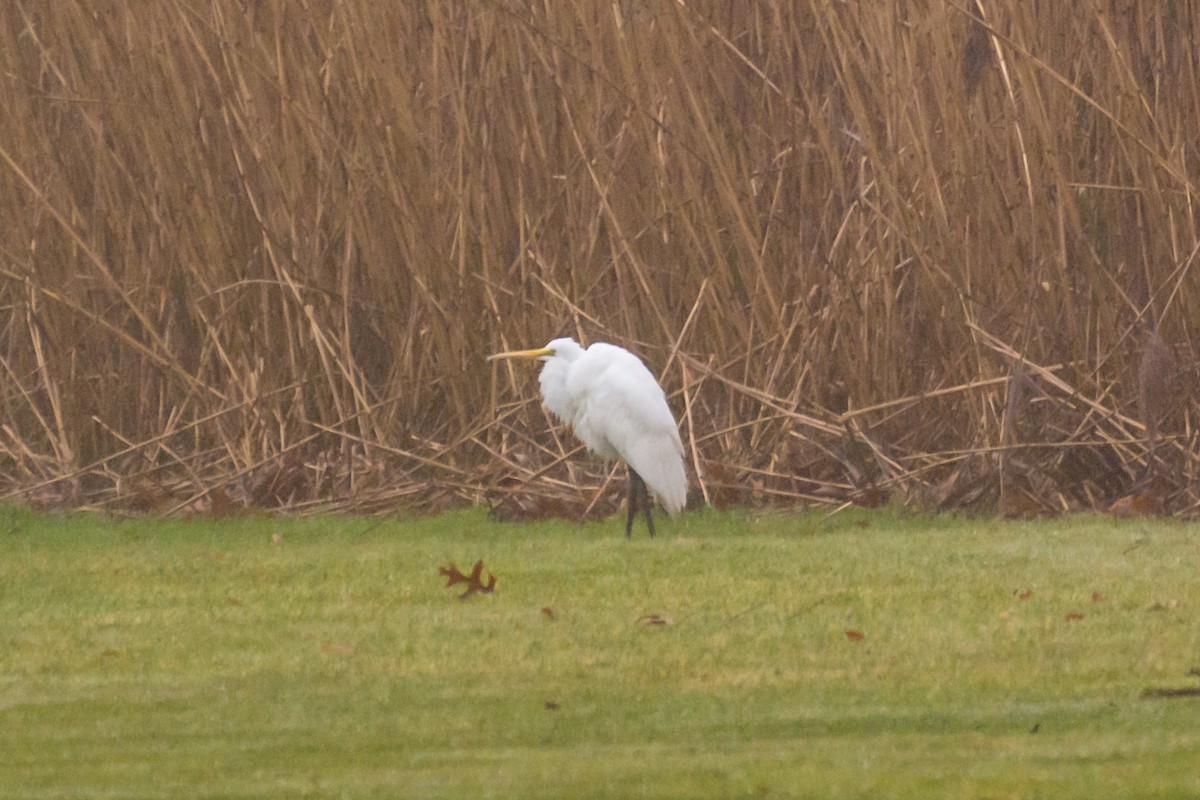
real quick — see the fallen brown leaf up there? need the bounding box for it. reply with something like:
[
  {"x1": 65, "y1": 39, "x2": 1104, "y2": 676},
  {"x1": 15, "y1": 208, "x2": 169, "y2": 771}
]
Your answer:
[{"x1": 438, "y1": 560, "x2": 497, "y2": 600}]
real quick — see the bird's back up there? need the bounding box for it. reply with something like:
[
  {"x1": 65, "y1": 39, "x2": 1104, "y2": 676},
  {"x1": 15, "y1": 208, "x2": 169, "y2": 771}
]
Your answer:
[{"x1": 565, "y1": 344, "x2": 687, "y2": 515}]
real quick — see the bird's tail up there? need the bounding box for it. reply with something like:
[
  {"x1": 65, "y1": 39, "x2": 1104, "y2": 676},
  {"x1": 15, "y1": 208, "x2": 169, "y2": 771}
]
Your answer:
[{"x1": 627, "y1": 440, "x2": 687, "y2": 516}]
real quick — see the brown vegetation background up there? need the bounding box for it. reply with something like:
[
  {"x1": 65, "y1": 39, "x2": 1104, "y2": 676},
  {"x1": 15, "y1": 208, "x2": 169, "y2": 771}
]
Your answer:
[{"x1": 1, "y1": 1, "x2": 1198, "y2": 518}]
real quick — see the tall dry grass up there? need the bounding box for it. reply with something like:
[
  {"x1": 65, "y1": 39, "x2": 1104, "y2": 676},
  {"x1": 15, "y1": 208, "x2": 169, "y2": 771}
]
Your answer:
[{"x1": 1, "y1": 1, "x2": 1197, "y2": 516}]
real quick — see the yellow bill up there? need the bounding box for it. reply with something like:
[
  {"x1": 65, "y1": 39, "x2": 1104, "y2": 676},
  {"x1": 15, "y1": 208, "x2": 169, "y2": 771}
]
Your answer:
[{"x1": 487, "y1": 346, "x2": 554, "y2": 362}]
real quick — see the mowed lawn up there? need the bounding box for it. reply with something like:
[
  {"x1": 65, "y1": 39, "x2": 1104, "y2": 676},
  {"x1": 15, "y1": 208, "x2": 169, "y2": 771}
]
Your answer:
[{"x1": 1, "y1": 506, "x2": 1197, "y2": 799}]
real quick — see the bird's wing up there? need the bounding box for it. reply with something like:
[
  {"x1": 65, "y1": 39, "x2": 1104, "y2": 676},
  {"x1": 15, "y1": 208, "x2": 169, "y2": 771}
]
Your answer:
[{"x1": 578, "y1": 359, "x2": 687, "y2": 515}]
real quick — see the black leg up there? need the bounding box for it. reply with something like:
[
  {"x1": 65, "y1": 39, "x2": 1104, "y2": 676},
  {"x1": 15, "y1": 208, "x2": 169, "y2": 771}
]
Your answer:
[
  {"x1": 640, "y1": 473, "x2": 655, "y2": 538},
  {"x1": 627, "y1": 468, "x2": 656, "y2": 538},
  {"x1": 625, "y1": 469, "x2": 639, "y2": 537}
]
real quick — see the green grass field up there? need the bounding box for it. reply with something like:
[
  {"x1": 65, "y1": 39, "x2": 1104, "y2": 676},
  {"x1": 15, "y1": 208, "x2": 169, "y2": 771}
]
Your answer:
[{"x1": 1, "y1": 507, "x2": 1197, "y2": 799}]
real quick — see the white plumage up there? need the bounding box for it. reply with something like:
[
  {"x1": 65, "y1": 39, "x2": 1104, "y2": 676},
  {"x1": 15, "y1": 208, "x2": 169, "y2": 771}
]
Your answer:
[{"x1": 489, "y1": 337, "x2": 687, "y2": 535}]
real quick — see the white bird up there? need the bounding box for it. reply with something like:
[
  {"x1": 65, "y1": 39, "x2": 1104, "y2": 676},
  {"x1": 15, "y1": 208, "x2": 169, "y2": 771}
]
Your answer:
[{"x1": 488, "y1": 337, "x2": 687, "y2": 536}]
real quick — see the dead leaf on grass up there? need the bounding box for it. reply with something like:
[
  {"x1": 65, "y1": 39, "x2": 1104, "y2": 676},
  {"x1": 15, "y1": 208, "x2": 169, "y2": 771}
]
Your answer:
[{"x1": 438, "y1": 560, "x2": 497, "y2": 600}]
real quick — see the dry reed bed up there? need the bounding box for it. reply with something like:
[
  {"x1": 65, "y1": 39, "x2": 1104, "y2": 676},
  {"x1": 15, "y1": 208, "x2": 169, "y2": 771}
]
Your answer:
[{"x1": 0, "y1": 1, "x2": 1197, "y2": 517}]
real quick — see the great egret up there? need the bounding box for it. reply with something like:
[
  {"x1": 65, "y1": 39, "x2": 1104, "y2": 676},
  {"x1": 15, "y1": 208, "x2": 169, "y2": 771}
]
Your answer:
[{"x1": 488, "y1": 338, "x2": 687, "y2": 536}]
